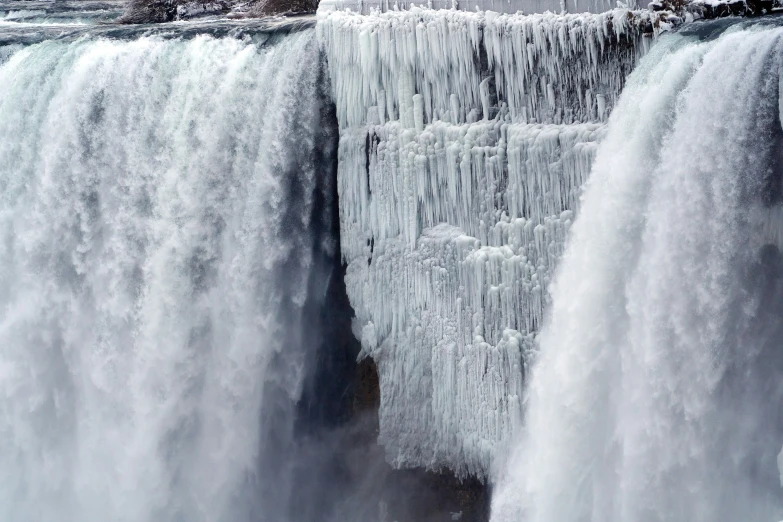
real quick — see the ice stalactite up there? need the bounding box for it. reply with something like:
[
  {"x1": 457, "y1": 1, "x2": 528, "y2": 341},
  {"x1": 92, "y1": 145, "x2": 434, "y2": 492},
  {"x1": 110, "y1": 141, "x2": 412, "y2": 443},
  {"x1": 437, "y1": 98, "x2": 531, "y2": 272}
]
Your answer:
[
  {"x1": 319, "y1": 6, "x2": 645, "y2": 478},
  {"x1": 318, "y1": 7, "x2": 657, "y2": 129},
  {"x1": 344, "y1": 120, "x2": 603, "y2": 476}
]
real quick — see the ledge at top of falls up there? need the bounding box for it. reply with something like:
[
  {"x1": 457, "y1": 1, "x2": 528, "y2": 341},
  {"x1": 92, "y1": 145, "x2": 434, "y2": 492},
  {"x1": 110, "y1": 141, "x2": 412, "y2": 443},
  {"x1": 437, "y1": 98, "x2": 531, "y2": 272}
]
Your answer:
[
  {"x1": 122, "y1": 0, "x2": 643, "y2": 23},
  {"x1": 117, "y1": 0, "x2": 318, "y2": 23},
  {"x1": 50, "y1": 0, "x2": 777, "y2": 25},
  {"x1": 317, "y1": 0, "x2": 637, "y2": 15}
]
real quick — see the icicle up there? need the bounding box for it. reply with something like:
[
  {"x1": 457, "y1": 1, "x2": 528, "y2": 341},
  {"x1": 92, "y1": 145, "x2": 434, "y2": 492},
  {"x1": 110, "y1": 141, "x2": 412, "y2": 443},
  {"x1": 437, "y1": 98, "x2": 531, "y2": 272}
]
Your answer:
[
  {"x1": 597, "y1": 93, "x2": 606, "y2": 121},
  {"x1": 451, "y1": 93, "x2": 461, "y2": 123},
  {"x1": 399, "y1": 68, "x2": 415, "y2": 128},
  {"x1": 378, "y1": 89, "x2": 388, "y2": 124},
  {"x1": 585, "y1": 88, "x2": 594, "y2": 120},
  {"x1": 413, "y1": 93, "x2": 425, "y2": 131},
  {"x1": 546, "y1": 82, "x2": 556, "y2": 111},
  {"x1": 316, "y1": 7, "x2": 650, "y2": 128},
  {"x1": 480, "y1": 77, "x2": 492, "y2": 120}
]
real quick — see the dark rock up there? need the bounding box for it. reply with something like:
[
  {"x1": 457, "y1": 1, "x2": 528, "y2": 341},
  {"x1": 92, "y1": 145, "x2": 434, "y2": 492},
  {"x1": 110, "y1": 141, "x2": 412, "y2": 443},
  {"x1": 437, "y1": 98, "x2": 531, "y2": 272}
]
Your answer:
[
  {"x1": 118, "y1": 0, "x2": 315, "y2": 23},
  {"x1": 118, "y1": 0, "x2": 178, "y2": 23},
  {"x1": 119, "y1": 0, "x2": 234, "y2": 23},
  {"x1": 691, "y1": 0, "x2": 777, "y2": 19},
  {"x1": 232, "y1": 0, "x2": 318, "y2": 16}
]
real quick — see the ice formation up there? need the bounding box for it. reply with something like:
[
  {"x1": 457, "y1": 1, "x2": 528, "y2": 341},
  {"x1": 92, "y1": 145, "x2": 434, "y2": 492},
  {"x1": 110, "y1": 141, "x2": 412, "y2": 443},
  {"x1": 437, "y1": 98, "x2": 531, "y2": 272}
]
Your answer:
[
  {"x1": 319, "y1": 6, "x2": 651, "y2": 477},
  {"x1": 318, "y1": 7, "x2": 657, "y2": 129},
  {"x1": 316, "y1": 0, "x2": 640, "y2": 16},
  {"x1": 0, "y1": 30, "x2": 336, "y2": 522}
]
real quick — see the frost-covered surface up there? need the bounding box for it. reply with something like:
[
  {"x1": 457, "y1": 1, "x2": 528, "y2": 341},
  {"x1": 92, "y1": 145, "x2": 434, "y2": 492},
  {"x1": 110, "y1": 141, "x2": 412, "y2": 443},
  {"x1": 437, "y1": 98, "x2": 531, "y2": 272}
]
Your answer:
[
  {"x1": 343, "y1": 120, "x2": 603, "y2": 476},
  {"x1": 318, "y1": 7, "x2": 660, "y2": 129},
  {"x1": 316, "y1": 0, "x2": 638, "y2": 16},
  {"x1": 119, "y1": 0, "x2": 316, "y2": 23},
  {"x1": 319, "y1": 6, "x2": 643, "y2": 477}
]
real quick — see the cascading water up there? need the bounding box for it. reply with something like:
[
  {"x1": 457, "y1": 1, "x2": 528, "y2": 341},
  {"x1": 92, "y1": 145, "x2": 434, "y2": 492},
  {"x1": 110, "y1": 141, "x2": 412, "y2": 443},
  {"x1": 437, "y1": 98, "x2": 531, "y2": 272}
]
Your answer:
[
  {"x1": 0, "y1": 28, "x2": 340, "y2": 522},
  {"x1": 8, "y1": 0, "x2": 783, "y2": 520},
  {"x1": 492, "y1": 24, "x2": 783, "y2": 522}
]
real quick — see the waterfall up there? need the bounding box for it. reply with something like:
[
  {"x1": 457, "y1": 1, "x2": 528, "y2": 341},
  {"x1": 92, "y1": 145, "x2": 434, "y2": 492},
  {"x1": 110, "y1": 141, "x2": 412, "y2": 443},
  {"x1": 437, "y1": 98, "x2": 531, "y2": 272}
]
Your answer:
[
  {"x1": 7, "y1": 2, "x2": 783, "y2": 520},
  {"x1": 0, "y1": 30, "x2": 338, "y2": 522},
  {"x1": 492, "y1": 24, "x2": 783, "y2": 522}
]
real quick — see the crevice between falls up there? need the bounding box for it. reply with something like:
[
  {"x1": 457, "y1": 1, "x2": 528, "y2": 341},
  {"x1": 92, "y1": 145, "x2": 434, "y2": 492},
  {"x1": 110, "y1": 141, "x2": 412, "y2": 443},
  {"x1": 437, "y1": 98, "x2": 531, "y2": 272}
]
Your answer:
[{"x1": 288, "y1": 67, "x2": 490, "y2": 522}]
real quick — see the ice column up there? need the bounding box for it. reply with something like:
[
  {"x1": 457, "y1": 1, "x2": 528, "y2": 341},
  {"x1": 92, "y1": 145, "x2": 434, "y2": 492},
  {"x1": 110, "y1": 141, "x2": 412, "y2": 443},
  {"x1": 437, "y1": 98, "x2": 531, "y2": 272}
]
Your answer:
[{"x1": 318, "y1": 6, "x2": 651, "y2": 478}]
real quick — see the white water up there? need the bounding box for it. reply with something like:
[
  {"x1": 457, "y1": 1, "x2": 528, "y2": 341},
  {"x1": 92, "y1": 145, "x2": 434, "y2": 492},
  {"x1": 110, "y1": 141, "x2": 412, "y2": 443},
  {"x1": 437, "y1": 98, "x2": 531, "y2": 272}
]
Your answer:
[
  {"x1": 492, "y1": 26, "x2": 783, "y2": 522},
  {"x1": 0, "y1": 31, "x2": 333, "y2": 522}
]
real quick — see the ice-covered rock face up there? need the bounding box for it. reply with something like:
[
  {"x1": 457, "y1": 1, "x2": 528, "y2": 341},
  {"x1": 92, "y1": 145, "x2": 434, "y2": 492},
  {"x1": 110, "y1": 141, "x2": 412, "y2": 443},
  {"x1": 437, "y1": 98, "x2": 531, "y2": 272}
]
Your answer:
[
  {"x1": 318, "y1": 7, "x2": 657, "y2": 129},
  {"x1": 318, "y1": 7, "x2": 654, "y2": 478}
]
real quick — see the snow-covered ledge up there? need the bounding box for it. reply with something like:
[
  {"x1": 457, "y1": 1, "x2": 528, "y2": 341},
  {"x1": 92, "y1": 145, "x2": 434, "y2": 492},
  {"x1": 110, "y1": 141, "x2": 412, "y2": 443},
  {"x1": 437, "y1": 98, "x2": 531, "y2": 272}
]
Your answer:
[{"x1": 316, "y1": 0, "x2": 637, "y2": 15}]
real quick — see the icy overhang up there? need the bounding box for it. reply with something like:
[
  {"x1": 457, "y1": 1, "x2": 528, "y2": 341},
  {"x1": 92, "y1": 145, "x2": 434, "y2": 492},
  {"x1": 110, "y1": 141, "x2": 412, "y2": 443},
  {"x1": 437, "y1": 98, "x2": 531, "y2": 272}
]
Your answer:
[{"x1": 317, "y1": 0, "x2": 640, "y2": 15}]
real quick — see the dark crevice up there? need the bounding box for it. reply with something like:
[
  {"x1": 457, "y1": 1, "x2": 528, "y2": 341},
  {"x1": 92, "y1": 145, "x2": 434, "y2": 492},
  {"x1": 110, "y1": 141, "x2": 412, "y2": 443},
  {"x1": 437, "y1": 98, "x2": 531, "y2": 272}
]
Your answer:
[{"x1": 282, "y1": 60, "x2": 489, "y2": 522}]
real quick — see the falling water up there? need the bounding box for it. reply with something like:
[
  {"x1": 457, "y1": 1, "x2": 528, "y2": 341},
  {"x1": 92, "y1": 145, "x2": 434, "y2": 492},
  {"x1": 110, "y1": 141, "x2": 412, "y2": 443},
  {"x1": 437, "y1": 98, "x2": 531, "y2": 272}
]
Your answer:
[
  {"x1": 492, "y1": 24, "x2": 783, "y2": 522},
  {"x1": 0, "y1": 29, "x2": 338, "y2": 522}
]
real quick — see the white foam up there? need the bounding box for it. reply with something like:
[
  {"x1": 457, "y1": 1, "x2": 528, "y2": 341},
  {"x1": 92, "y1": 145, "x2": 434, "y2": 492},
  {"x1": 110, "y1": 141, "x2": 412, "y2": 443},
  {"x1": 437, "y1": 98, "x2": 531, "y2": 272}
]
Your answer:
[{"x1": 0, "y1": 31, "x2": 330, "y2": 521}]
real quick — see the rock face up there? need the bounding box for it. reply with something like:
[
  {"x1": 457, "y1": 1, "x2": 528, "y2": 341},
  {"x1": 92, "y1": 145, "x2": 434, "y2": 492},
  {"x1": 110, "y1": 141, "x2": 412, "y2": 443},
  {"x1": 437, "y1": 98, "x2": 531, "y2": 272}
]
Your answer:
[
  {"x1": 118, "y1": 0, "x2": 317, "y2": 23},
  {"x1": 291, "y1": 254, "x2": 490, "y2": 522},
  {"x1": 118, "y1": 0, "x2": 224, "y2": 23},
  {"x1": 350, "y1": 358, "x2": 490, "y2": 522},
  {"x1": 239, "y1": 0, "x2": 318, "y2": 16},
  {"x1": 691, "y1": 0, "x2": 775, "y2": 17}
]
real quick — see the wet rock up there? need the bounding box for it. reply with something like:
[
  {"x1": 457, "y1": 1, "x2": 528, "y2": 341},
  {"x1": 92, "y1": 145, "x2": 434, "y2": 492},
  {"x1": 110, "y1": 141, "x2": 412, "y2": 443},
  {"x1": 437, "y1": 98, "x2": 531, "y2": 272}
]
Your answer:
[
  {"x1": 689, "y1": 0, "x2": 775, "y2": 18},
  {"x1": 119, "y1": 0, "x2": 315, "y2": 23},
  {"x1": 230, "y1": 0, "x2": 318, "y2": 16}
]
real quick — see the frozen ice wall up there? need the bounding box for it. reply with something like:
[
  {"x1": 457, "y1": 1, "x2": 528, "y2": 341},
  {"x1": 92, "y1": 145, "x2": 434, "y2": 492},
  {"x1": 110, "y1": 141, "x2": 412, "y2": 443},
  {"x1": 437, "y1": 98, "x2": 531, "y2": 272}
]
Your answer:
[
  {"x1": 319, "y1": 7, "x2": 658, "y2": 129},
  {"x1": 316, "y1": 0, "x2": 640, "y2": 16},
  {"x1": 318, "y1": 7, "x2": 654, "y2": 477}
]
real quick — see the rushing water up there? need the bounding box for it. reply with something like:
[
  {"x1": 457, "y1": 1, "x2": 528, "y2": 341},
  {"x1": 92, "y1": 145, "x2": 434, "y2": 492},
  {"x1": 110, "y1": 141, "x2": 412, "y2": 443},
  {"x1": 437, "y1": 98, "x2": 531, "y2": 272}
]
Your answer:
[
  {"x1": 0, "y1": 11, "x2": 343, "y2": 521},
  {"x1": 492, "y1": 23, "x2": 783, "y2": 522},
  {"x1": 8, "y1": 1, "x2": 783, "y2": 521}
]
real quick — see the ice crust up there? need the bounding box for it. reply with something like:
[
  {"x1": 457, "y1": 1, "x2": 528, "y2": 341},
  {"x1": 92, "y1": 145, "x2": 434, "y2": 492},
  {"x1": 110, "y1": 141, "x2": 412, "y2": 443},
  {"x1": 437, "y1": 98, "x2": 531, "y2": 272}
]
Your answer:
[
  {"x1": 319, "y1": 7, "x2": 645, "y2": 477},
  {"x1": 344, "y1": 120, "x2": 604, "y2": 476},
  {"x1": 318, "y1": 7, "x2": 654, "y2": 129}
]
